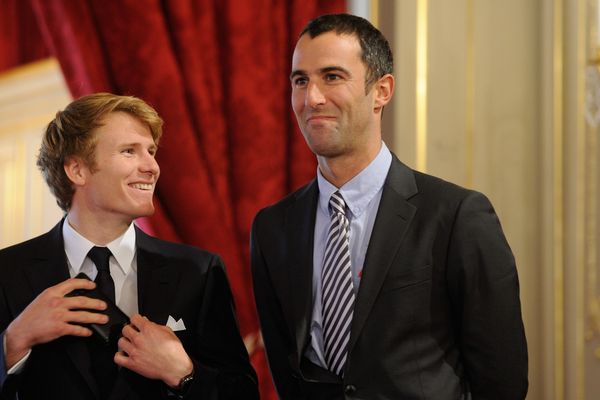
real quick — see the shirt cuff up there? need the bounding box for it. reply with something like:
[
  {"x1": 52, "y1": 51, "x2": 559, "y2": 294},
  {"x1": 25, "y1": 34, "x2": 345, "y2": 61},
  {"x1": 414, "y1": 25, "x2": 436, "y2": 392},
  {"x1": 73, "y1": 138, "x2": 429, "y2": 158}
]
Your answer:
[{"x1": 3, "y1": 334, "x2": 31, "y2": 375}]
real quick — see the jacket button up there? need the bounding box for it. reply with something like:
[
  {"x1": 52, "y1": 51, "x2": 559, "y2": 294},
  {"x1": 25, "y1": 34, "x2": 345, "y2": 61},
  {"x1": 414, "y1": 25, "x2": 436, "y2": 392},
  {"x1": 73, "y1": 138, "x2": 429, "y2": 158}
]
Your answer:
[{"x1": 344, "y1": 384, "x2": 357, "y2": 395}]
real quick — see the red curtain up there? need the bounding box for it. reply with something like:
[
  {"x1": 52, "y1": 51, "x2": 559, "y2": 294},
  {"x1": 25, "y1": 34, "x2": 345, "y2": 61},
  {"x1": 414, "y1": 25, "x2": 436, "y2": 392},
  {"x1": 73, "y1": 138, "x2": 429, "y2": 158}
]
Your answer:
[
  {"x1": 1, "y1": 0, "x2": 345, "y2": 398},
  {"x1": 0, "y1": 0, "x2": 49, "y2": 70}
]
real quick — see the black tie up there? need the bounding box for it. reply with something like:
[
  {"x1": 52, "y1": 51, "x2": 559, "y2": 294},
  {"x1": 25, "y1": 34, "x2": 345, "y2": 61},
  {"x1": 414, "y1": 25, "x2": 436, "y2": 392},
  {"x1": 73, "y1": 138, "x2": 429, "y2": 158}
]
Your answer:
[
  {"x1": 86, "y1": 246, "x2": 117, "y2": 396},
  {"x1": 88, "y1": 246, "x2": 115, "y2": 303}
]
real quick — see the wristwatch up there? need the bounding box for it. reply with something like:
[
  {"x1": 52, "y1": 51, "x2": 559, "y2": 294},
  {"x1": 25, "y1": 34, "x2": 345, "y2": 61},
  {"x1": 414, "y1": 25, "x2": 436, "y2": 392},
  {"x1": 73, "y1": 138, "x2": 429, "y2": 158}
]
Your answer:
[{"x1": 172, "y1": 369, "x2": 194, "y2": 397}]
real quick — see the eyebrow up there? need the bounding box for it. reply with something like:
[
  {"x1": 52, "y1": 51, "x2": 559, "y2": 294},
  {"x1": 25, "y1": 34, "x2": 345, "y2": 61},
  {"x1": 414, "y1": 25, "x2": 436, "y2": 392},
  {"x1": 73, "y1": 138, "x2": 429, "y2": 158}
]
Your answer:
[
  {"x1": 290, "y1": 69, "x2": 306, "y2": 81},
  {"x1": 289, "y1": 65, "x2": 351, "y2": 81},
  {"x1": 120, "y1": 142, "x2": 158, "y2": 150}
]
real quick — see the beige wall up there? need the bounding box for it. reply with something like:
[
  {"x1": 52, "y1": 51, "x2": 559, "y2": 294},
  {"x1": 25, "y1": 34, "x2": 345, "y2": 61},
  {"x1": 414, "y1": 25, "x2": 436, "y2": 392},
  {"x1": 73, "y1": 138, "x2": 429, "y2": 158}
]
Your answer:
[
  {"x1": 376, "y1": 0, "x2": 600, "y2": 399},
  {"x1": 0, "y1": 59, "x2": 70, "y2": 249}
]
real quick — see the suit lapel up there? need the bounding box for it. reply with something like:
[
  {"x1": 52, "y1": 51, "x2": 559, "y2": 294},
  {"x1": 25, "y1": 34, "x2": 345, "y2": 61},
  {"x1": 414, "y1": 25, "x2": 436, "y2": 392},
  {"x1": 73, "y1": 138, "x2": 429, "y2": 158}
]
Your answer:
[
  {"x1": 21, "y1": 220, "x2": 70, "y2": 295},
  {"x1": 348, "y1": 157, "x2": 418, "y2": 352},
  {"x1": 135, "y1": 227, "x2": 179, "y2": 324},
  {"x1": 19, "y1": 220, "x2": 100, "y2": 398},
  {"x1": 286, "y1": 180, "x2": 319, "y2": 363}
]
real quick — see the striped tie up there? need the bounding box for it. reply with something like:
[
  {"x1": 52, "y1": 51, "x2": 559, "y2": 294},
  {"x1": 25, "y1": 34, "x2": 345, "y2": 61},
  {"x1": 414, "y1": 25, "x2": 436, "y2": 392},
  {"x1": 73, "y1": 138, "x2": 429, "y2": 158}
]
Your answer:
[{"x1": 321, "y1": 191, "x2": 355, "y2": 376}]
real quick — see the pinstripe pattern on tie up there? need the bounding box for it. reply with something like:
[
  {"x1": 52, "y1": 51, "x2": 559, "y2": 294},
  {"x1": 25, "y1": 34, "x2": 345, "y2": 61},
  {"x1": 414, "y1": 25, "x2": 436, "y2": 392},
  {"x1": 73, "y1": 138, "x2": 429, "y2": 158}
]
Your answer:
[{"x1": 321, "y1": 191, "x2": 355, "y2": 376}]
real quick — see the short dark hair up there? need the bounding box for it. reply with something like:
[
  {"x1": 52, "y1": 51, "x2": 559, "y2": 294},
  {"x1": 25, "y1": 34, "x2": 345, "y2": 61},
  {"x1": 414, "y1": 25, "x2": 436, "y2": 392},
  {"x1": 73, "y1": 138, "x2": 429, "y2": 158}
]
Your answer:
[
  {"x1": 37, "y1": 93, "x2": 163, "y2": 211},
  {"x1": 300, "y1": 13, "x2": 393, "y2": 89}
]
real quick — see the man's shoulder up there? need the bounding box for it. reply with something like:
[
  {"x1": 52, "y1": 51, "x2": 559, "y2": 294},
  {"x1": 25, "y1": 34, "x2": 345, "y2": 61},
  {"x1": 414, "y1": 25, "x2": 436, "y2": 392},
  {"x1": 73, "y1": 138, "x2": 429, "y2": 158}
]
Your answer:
[
  {"x1": 413, "y1": 170, "x2": 474, "y2": 197},
  {"x1": 0, "y1": 224, "x2": 59, "y2": 259},
  {"x1": 134, "y1": 226, "x2": 220, "y2": 262},
  {"x1": 254, "y1": 179, "x2": 317, "y2": 221},
  {"x1": 413, "y1": 170, "x2": 471, "y2": 195},
  {"x1": 408, "y1": 168, "x2": 495, "y2": 218},
  {"x1": 0, "y1": 225, "x2": 61, "y2": 283}
]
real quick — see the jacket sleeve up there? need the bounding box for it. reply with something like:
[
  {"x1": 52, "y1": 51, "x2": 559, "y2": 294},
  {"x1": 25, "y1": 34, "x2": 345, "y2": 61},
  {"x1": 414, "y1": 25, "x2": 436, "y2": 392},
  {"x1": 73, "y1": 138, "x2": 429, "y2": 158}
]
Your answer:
[
  {"x1": 180, "y1": 255, "x2": 259, "y2": 400},
  {"x1": 0, "y1": 281, "x2": 20, "y2": 400},
  {"x1": 250, "y1": 211, "x2": 305, "y2": 399},
  {"x1": 446, "y1": 191, "x2": 528, "y2": 400}
]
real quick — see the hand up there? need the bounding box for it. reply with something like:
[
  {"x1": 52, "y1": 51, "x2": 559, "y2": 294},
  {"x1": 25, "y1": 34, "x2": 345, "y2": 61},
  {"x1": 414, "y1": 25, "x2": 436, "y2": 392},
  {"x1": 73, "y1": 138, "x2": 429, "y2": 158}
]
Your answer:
[
  {"x1": 5, "y1": 277, "x2": 109, "y2": 369},
  {"x1": 115, "y1": 314, "x2": 193, "y2": 388}
]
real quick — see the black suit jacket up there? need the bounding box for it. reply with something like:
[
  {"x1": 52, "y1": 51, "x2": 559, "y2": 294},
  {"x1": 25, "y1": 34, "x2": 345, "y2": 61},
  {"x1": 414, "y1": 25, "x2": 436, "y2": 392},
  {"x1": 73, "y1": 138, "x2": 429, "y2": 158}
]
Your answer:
[
  {"x1": 0, "y1": 221, "x2": 258, "y2": 400},
  {"x1": 251, "y1": 156, "x2": 528, "y2": 399}
]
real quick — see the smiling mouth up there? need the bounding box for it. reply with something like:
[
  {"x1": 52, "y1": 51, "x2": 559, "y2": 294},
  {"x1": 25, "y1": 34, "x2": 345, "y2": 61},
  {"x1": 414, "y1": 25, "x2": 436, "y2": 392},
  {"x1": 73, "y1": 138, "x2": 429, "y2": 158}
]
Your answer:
[
  {"x1": 130, "y1": 183, "x2": 154, "y2": 191},
  {"x1": 308, "y1": 116, "x2": 335, "y2": 122}
]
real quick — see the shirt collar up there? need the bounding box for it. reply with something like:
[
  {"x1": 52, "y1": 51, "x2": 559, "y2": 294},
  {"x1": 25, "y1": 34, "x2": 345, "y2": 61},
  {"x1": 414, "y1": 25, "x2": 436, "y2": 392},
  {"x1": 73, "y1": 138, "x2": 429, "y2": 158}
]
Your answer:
[
  {"x1": 317, "y1": 141, "x2": 392, "y2": 218},
  {"x1": 62, "y1": 218, "x2": 136, "y2": 275}
]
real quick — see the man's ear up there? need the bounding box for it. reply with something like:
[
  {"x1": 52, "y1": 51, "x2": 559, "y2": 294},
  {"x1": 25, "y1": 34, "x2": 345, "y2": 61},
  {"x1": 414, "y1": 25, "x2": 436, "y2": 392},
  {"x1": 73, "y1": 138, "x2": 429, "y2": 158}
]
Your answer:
[
  {"x1": 64, "y1": 156, "x2": 89, "y2": 187},
  {"x1": 373, "y1": 74, "x2": 395, "y2": 111}
]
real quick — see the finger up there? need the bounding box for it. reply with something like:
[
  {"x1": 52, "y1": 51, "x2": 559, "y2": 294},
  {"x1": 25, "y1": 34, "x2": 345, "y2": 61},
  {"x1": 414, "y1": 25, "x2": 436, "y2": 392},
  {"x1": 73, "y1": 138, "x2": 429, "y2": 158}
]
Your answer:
[
  {"x1": 117, "y1": 336, "x2": 134, "y2": 355},
  {"x1": 62, "y1": 323, "x2": 94, "y2": 338},
  {"x1": 66, "y1": 310, "x2": 109, "y2": 325},
  {"x1": 135, "y1": 315, "x2": 156, "y2": 331},
  {"x1": 55, "y1": 278, "x2": 97, "y2": 295},
  {"x1": 114, "y1": 351, "x2": 131, "y2": 368},
  {"x1": 121, "y1": 324, "x2": 139, "y2": 339},
  {"x1": 62, "y1": 296, "x2": 107, "y2": 311},
  {"x1": 129, "y1": 314, "x2": 145, "y2": 328}
]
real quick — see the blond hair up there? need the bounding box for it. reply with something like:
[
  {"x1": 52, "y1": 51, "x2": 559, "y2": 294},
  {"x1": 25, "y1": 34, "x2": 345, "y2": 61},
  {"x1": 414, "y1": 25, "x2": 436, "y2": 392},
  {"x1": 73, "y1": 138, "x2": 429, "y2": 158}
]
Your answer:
[{"x1": 37, "y1": 93, "x2": 163, "y2": 211}]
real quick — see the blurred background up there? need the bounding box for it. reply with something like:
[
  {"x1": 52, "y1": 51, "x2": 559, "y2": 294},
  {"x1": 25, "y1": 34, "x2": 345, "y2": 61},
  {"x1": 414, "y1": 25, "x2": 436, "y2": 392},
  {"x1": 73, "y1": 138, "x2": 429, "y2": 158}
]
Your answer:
[{"x1": 1, "y1": 0, "x2": 598, "y2": 399}]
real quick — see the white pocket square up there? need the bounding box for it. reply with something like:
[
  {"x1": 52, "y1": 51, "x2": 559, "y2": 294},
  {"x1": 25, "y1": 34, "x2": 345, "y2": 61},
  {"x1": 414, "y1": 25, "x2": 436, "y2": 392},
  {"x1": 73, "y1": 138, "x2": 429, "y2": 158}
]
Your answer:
[{"x1": 166, "y1": 315, "x2": 186, "y2": 332}]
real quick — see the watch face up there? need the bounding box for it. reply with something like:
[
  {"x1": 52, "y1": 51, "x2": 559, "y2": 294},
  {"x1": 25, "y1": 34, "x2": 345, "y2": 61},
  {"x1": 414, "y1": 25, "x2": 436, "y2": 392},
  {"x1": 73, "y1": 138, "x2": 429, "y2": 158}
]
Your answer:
[{"x1": 178, "y1": 372, "x2": 194, "y2": 392}]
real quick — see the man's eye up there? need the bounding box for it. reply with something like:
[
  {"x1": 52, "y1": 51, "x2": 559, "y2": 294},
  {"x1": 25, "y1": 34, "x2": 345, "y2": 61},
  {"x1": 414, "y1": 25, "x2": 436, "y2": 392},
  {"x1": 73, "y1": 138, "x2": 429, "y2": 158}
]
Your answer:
[
  {"x1": 293, "y1": 77, "x2": 308, "y2": 87},
  {"x1": 325, "y1": 74, "x2": 341, "y2": 82},
  {"x1": 122, "y1": 148, "x2": 135, "y2": 155}
]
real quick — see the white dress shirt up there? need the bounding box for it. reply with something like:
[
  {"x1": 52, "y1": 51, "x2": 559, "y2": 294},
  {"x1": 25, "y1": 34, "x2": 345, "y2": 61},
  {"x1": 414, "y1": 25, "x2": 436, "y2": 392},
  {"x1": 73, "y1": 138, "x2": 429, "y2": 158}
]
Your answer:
[{"x1": 62, "y1": 219, "x2": 139, "y2": 317}]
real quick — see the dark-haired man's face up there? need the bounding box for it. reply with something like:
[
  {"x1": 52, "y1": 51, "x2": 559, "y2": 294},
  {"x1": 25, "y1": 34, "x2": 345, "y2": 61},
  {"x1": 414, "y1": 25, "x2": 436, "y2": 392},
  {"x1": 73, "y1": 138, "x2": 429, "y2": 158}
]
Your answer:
[{"x1": 290, "y1": 32, "x2": 379, "y2": 160}]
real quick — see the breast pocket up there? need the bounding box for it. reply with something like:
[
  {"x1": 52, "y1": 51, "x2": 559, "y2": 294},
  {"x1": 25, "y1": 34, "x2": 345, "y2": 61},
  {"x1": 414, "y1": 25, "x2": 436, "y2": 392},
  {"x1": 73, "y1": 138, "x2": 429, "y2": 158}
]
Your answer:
[
  {"x1": 380, "y1": 264, "x2": 432, "y2": 293},
  {"x1": 376, "y1": 265, "x2": 433, "y2": 323},
  {"x1": 174, "y1": 330, "x2": 196, "y2": 354}
]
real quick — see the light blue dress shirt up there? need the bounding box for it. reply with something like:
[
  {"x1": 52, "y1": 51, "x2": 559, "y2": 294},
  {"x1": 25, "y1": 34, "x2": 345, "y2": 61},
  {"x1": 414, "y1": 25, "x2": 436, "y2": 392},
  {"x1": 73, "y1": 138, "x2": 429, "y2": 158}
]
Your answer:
[{"x1": 304, "y1": 142, "x2": 392, "y2": 368}]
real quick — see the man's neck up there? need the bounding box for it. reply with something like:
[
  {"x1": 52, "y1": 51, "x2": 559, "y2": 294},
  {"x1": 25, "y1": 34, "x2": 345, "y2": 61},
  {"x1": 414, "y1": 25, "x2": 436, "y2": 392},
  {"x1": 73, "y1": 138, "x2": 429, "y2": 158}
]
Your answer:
[
  {"x1": 317, "y1": 141, "x2": 382, "y2": 188},
  {"x1": 66, "y1": 209, "x2": 132, "y2": 245}
]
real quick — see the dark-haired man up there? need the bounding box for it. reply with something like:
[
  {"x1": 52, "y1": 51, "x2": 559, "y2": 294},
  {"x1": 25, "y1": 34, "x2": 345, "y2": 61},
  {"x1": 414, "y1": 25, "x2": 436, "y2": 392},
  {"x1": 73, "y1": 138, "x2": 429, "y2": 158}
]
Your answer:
[
  {"x1": 0, "y1": 93, "x2": 258, "y2": 399},
  {"x1": 251, "y1": 13, "x2": 528, "y2": 399}
]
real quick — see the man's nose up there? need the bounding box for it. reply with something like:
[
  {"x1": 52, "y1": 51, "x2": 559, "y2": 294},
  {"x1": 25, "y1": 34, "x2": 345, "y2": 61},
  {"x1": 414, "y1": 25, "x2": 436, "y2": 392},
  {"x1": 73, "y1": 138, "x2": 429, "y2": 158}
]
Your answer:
[
  {"x1": 306, "y1": 82, "x2": 326, "y2": 108},
  {"x1": 141, "y1": 152, "x2": 160, "y2": 176}
]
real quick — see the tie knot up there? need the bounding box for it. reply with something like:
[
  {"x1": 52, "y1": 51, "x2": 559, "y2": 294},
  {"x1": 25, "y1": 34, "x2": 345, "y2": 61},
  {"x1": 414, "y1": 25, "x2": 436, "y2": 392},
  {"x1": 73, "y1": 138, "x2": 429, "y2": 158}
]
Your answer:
[
  {"x1": 88, "y1": 246, "x2": 112, "y2": 272},
  {"x1": 329, "y1": 191, "x2": 347, "y2": 216}
]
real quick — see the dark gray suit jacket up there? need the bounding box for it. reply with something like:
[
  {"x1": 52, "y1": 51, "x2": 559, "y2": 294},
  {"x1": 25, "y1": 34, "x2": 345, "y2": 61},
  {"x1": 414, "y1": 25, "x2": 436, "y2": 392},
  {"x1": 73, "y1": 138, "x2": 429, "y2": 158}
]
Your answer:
[
  {"x1": 0, "y1": 221, "x2": 258, "y2": 400},
  {"x1": 251, "y1": 156, "x2": 528, "y2": 399}
]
